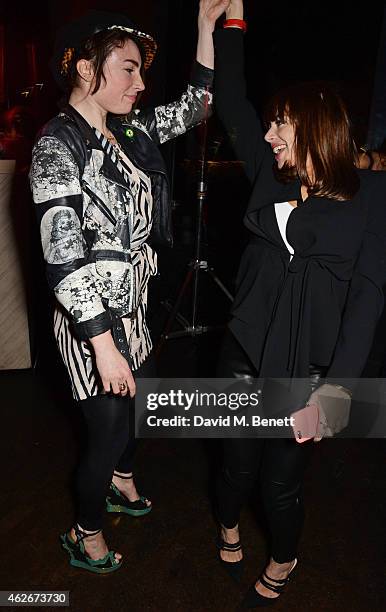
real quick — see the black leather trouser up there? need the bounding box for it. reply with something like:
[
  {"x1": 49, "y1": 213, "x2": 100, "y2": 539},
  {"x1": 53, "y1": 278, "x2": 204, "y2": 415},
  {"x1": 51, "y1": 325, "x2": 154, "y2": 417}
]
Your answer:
[
  {"x1": 75, "y1": 355, "x2": 156, "y2": 531},
  {"x1": 216, "y1": 330, "x2": 325, "y2": 563}
]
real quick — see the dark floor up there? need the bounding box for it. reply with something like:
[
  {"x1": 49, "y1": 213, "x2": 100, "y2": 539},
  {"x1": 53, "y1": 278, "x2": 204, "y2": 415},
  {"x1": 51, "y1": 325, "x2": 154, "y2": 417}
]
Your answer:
[{"x1": 2, "y1": 236, "x2": 386, "y2": 612}]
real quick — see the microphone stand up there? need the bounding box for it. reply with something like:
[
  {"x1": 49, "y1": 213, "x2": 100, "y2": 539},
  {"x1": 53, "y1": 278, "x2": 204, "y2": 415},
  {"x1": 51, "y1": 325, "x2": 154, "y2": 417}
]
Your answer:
[{"x1": 156, "y1": 89, "x2": 233, "y2": 356}]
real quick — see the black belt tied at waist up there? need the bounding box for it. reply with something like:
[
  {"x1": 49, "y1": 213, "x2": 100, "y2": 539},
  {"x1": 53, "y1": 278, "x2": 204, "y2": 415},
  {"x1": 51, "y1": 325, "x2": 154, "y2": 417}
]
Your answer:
[
  {"x1": 259, "y1": 253, "x2": 353, "y2": 378},
  {"x1": 87, "y1": 249, "x2": 132, "y2": 264}
]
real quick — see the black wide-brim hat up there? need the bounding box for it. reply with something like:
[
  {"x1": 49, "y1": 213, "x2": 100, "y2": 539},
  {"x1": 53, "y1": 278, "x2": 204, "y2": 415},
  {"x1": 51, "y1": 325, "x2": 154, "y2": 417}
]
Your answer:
[{"x1": 50, "y1": 9, "x2": 157, "y2": 91}]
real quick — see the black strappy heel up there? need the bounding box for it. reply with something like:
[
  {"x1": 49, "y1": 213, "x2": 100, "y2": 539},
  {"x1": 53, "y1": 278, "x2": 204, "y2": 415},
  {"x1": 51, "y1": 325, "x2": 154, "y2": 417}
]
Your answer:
[
  {"x1": 60, "y1": 525, "x2": 122, "y2": 574},
  {"x1": 241, "y1": 558, "x2": 298, "y2": 607},
  {"x1": 216, "y1": 535, "x2": 244, "y2": 582},
  {"x1": 106, "y1": 472, "x2": 152, "y2": 516}
]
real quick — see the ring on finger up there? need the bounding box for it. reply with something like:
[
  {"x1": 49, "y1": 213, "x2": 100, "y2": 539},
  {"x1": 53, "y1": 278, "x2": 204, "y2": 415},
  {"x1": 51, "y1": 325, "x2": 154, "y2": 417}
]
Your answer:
[{"x1": 119, "y1": 382, "x2": 126, "y2": 391}]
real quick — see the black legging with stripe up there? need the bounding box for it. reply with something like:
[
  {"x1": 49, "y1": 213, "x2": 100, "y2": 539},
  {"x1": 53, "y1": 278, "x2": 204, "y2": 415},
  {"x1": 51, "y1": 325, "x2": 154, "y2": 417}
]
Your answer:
[{"x1": 75, "y1": 355, "x2": 156, "y2": 531}]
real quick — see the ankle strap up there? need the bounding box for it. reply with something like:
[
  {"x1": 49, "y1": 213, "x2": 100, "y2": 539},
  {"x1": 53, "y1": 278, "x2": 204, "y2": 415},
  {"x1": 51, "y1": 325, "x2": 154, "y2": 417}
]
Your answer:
[
  {"x1": 262, "y1": 571, "x2": 288, "y2": 585},
  {"x1": 260, "y1": 575, "x2": 285, "y2": 594},
  {"x1": 75, "y1": 524, "x2": 101, "y2": 542},
  {"x1": 113, "y1": 471, "x2": 133, "y2": 480},
  {"x1": 217, "y1": 537, "x2": 241, "y2": 552}
]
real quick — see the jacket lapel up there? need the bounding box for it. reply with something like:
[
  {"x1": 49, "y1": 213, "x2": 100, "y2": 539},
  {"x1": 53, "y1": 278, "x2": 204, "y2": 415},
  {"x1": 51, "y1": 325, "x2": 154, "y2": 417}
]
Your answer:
[
  {"x1": 61, "y1": 104, "x2": 102, "y2": 150},
  {"x1": 61, "y1": 105, "x2": 134, "y2": 192},
  {"x1": 109, "y1": 116, "x2": 167, "y2": 176}
]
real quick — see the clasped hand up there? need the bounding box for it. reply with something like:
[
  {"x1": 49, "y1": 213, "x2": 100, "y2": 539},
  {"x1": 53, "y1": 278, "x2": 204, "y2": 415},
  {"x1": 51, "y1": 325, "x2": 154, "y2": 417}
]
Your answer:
[
  {"x1": 198, "y1": 0, "x2": 232, "y2": 28},
  {"x1": 90, "y1": 331, "x2": 136, "y2": 397},
  {"x1": 299, "y1": 383, "x2": 352, "y2": 443}
]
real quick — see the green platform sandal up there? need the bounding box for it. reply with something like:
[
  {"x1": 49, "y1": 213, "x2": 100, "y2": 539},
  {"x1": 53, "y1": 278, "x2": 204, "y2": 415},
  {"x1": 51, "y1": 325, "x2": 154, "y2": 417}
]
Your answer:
[
  {"x1": 106, "y1": 472, "x2": 152, "y2": 517},
  {"x1": 60, "y1": 525, "x2": 122, "y2": 574}
]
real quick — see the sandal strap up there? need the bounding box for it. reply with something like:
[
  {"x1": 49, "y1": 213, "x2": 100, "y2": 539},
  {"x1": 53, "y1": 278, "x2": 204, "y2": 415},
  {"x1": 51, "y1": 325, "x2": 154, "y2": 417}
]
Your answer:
[
  {"x1": 108, "y1": 484, "x2": 150, "y2": 510},
  {"x1": 113, "y1": 471, "x2": 133, "y2": 480},
  {"x1": 87, "y1": 549, "x2": 118, "y2": 567},
  {"x1": 216, "y1": 537, "x2": 241, "y2": 552},
  {"x1": 74, "y1": 525, "x2": 101, "y2": 543},
  {"x1": 262, "y1": 571, "x2": 289, "y2": 585},
  {"x1": 259, "y1": 575, "x2": 285, "y2": 594}
]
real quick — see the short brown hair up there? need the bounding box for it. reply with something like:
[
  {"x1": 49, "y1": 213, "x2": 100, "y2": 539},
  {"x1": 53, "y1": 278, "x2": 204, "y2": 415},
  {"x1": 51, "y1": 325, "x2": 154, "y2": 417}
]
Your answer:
[
  {"x1": 64, "y1": 29, "x2": 145, "y2": 98},
  {"x1": 264, "y1": 82, "x2": 359, "y2": 201}
]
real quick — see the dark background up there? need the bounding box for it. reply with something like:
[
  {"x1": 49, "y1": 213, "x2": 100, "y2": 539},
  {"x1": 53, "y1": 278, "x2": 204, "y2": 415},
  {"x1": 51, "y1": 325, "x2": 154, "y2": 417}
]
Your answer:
[
  {"x1": 0, "y1": 0, "x2": 386, "y2": 371},
  {"x1": 1, "y1": 0, "x2": 385, "y2": 144}
]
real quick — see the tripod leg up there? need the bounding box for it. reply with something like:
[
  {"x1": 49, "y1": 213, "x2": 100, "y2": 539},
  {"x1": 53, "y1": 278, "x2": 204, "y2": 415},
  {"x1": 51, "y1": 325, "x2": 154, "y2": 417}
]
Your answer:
[
  {"x1": 192, "y1": 188, "x2": 204, "y2": 329},
  {"x1": 191, "y1": 258, "x2": 200, "y2": 329},
  {"x1": 206, "y1": 267, "x2": 234, "y2": 302},
  {"x1": 155, "y1": 266, "x2": 194, "y2": 356}
]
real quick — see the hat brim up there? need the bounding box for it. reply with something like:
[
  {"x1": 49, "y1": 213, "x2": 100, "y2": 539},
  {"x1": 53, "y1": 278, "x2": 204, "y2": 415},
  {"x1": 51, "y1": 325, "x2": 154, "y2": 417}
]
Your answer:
[{"x1": 106, "y1": 25, "x2": 157, "y2": 70}]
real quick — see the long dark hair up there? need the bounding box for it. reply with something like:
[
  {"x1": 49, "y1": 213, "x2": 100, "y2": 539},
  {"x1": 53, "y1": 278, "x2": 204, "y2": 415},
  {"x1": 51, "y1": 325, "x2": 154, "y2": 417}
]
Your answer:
[
  {"x1": 64, "y1": 29, "x2": 145, "y2": 101},
  {"x1": 264, "y1": 82, "x2": 359, "y2": 201}
]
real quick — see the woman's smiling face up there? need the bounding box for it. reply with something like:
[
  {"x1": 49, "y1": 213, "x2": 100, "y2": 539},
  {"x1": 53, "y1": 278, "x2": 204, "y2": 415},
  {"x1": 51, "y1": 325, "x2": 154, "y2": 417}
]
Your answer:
[
  {"x1": 264, "y1": 116, "x2": 296, "y2": 169},
  {"x1": 91, "y1": 38, "x2": 145, "y2": 115}
]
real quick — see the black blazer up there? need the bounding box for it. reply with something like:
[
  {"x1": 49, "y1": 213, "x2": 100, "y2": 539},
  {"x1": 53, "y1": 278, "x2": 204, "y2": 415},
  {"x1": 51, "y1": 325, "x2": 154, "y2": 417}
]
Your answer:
[{"x1": 214, "y1": 29, "x2": 386, "y2": 385}]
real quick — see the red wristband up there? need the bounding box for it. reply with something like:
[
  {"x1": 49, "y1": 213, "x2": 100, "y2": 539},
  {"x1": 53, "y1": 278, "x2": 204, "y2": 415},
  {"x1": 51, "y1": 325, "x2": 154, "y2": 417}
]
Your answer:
[{"x1": 223, "y1": 19, "x2": 247, "y2": 33}]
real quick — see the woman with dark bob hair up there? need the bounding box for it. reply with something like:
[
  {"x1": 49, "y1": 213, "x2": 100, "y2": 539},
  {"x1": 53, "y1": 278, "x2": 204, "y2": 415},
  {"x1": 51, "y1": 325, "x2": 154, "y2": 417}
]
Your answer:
[
  {"x1": 30, "y1": 2, "x2": 230, "y2": 573},
  {"x1": 213, "y1": 0, "x2": 386, "y2": 607}
]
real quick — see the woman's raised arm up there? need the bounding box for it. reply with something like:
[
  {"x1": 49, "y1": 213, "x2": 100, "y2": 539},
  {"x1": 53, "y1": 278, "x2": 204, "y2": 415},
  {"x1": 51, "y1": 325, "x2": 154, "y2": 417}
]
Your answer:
[
  {"x1": 197, "y1": 0, "x2": 231, "y2": 68},
  {"x1": 214, "y1": 0, "x2": 268, "y2": 183}
]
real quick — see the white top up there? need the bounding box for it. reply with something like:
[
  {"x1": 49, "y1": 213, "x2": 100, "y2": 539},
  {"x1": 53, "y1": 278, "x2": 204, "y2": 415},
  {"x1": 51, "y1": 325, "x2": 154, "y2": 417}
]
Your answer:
[{"x1": 274, "y1": 201, "x2": 295, "y2": 260}]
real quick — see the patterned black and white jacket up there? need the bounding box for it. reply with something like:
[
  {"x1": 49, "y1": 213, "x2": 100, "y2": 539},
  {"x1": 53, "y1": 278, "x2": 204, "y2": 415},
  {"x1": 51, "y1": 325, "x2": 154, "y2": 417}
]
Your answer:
[{"x1": 30, "y1": 61, "x2": 213, "y2": 341}]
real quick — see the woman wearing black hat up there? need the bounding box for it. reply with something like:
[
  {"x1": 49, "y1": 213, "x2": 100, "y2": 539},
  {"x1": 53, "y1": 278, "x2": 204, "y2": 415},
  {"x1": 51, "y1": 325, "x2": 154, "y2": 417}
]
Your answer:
[{"x1": 30, "y1": 1, "x2": 230, "y2": 574}]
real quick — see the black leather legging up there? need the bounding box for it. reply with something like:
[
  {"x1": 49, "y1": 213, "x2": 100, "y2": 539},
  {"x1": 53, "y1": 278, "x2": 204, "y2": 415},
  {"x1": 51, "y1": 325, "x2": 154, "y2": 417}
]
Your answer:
[
  {"x1": 75, "y1": 355, "x2": 156, "y2": 531},
  {"x1": 216, "y1": 330, "x2": 324, "y2": 563}
]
